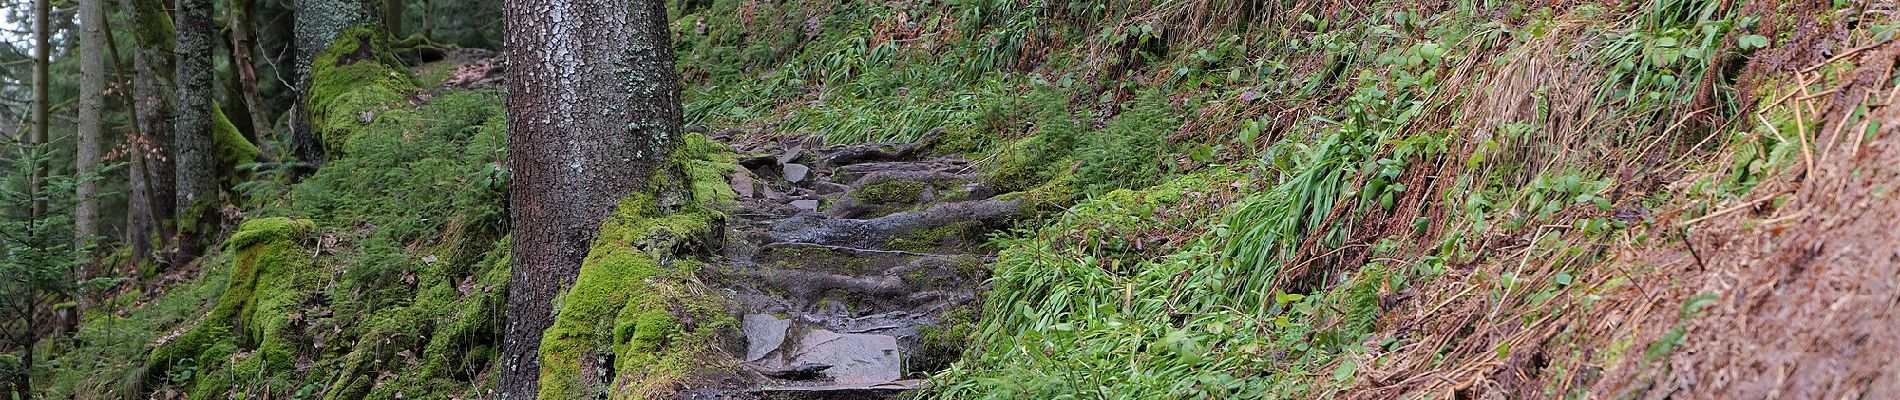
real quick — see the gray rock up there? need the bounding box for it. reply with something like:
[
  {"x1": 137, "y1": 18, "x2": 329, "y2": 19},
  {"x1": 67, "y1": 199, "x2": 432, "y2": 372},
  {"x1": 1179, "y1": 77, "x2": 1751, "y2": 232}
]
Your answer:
[
  {"x1": 784, "y1": 163, "x2": 812, "y2": 183},
  {"x1": 759, "y1": 362, "x2": 832, "y2": 380},
  {"x1": 778, "y1": 146, "x2": 805, "y2": 165},
  {"x1": 791, "y1": 199, "x2": 821, "y2": 212},
  {"x1": 732, "y1": 171, "x2": 757, "y2": 199},
  {"x1": 744, "y1": 314, "x2": 792, "y2": 362},
  {"x1": 786, "y1": 329, "x2": 902, "y2": 384}
]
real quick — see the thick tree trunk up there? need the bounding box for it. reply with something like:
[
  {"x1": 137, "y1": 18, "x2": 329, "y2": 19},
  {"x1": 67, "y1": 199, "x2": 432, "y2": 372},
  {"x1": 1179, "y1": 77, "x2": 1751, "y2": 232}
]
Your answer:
[
  {"x1": 230, "y1": 0, "x2": 275, "y2": 157},
  {"x1": 174, "y1": 0, "x2": 218, "y2": 256},
  {"x1": 78, "y1": 0, "x2": 107, "y2": 246},
  {"x1": 290, "y1": 0, "x2": 381, "y2": 169},
  {"x1": 498, "y1": 0, "x2": 682, "y2": 398},
  {"x1": 123, "y1": 0, "x2": 176, "y2": 261},
  {"x1": 385, "y1": 0, "x2": 402, "y2": 38}
]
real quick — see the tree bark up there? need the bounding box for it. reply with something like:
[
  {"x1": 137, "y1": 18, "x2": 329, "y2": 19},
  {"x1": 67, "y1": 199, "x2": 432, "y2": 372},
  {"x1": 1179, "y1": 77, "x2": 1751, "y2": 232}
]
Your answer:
[
  {"x1": 229, "y1": 0, "x2": 275, "y2": 157},
  {"x1": 30, "y1": 0, "x2": 51, "y2": 219},
  {"x1": 174, "y1": 0, "x2": 218, "y2": 256},
  {"x1": 102, "y1": 9, "x2": 155, "y2": 267},
  {"x1": 78, "y1": 0, "x2": 107, "y2": 247},
  {"x1": 290, "y1": 0, "x2": 381, "y2": 169},
  {"x1": 499, "y1": 0, "x2": 681, "y2": 398},
  {"x1": 385, "y1": 0, "x2": 402, "y2": 38},
  {"x1": 123, "y1": 0, "x2": 176, "y2": 261}
]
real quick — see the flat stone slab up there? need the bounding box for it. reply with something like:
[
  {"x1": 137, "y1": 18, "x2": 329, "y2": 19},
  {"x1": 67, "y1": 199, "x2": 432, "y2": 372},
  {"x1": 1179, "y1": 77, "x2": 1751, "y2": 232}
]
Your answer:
[
  {"x1": 756, "y1": 379, "x2": 925, "y2": 392},
  {"x1": 786, "y1": 329, "x2": 902, "y2": 384},
  {"x1": 744, "y1": 314, "x2": 792, "y2": 362}
]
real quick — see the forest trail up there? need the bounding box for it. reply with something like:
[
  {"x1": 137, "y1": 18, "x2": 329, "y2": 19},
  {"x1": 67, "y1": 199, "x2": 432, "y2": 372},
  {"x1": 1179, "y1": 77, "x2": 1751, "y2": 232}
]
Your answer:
[{"x1": 695, "y1": 132, "x2": 1018, "y2": 398}]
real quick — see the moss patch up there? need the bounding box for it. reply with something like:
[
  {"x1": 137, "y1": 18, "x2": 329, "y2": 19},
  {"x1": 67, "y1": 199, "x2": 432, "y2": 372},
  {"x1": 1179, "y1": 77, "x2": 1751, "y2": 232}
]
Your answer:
[
  {"x1": 306, "y1": 26, "x2": 419, "y2": 156},
  {"x1": 854, "y1": 180, "x2": 930, "y2": 205},
  {"x1": 889, "y1": 222, "x2": 974, "y2": 253},
  {"x1": 212, "y1": 106, "x2": 261, "y2": 168}
]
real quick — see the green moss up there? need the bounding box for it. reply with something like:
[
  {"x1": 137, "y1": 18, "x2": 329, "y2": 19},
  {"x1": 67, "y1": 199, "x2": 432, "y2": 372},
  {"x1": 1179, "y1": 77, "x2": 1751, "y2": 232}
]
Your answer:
[
  {"x1": 889, "y1": 223, "x2": 971, "y2": 253},
  {"x1": 915, "y1": 306, "x2": 979, "y2": 372},
  {"x1": 212, "y1": 106, "x2": 261, "y2": 168},
  {"x1": 144, "y1": 218, "x2": 313, "y2": 399},
  {"x1": 854, "y1": 180, "x2": 929, "y2": 205},
  {"x1": 306, "y1": 26, "x2": 419, "y2": 156},
  {"x1": 676, "y1": 133, "x2": 741, "y2": 209},
  {"x1": 538, "y1": 133, "x2": 742, "y2": 400},
  {"x1": 125, "y1": 0, "x2": 174, "y2": 53}
]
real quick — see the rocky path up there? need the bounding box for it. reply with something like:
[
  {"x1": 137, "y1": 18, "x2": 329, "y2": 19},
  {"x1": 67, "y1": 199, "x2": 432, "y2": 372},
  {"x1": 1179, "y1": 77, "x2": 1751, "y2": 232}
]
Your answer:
[{"x1": 700, "y1": 133, "x2": 1020, "y2": 399}]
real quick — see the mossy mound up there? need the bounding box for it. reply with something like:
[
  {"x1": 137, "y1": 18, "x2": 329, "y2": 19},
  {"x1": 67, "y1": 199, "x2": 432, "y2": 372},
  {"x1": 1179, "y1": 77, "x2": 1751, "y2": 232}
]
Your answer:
[
  {"x1": 306, "y1": 26, "x2": 419, "y2": 156},
  {"x1": 142, "y1": 217, "x2": 315, "y2": 399},
  {"x1": 537, "y1": 133, "x2": 741, "y2": 400}
]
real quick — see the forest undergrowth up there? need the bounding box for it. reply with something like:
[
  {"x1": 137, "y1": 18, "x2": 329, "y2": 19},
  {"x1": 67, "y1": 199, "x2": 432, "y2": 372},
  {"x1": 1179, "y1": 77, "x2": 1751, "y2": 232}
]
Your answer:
[{"x1": 30, "y1": 0, "x2": 1900, "y2": 398}]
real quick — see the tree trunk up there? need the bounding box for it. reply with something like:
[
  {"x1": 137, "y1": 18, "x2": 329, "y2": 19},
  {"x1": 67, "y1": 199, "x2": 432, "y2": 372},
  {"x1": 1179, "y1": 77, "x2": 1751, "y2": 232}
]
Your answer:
[
  {"x1": 103, "y1": 8, "x2": 155, "y2": 266},
  {"x1": 385, "y1": 0, "x2": 402, "y2": 38},
  {"x1": 78, "y1": 0, "x2": 107, "y2": 247},
  {"x1": 30, "y1": 0, "x2": 51, "y2": 219},
  {"x1": 230, "y1": 0, "x2": 275, "y2": 158},
  {"x1": 174, "y1": 0, "x2": 218, "y2": 257},
  {"x1": 15, "y1": 333, "x2": 30, "y2": 400},
  {"x1": 123, "y1": 0, "x2": 176, "y2": 262},
  {"x1": 498, "y1": 0, "x2": 682, "y2": 398},
  {"x1": 290, "y1": 0, "x2": 381, "y2": 169}
]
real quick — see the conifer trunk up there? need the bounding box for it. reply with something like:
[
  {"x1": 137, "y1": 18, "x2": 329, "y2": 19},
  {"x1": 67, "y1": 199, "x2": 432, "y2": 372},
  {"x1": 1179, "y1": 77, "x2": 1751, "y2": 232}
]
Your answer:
[
  {"x1": 174, "y1": 0, "x2": 218, "y2": 256},
  {"x1": 498, "y1": 0, "x2": 682, "y2": 397},
  {"x1": 123, "y1": 0, "x2": 176, "y2": 261},
  {"x1": 290, "y1": 0, "x2": 381, "y2": 168},
  {"x1": 30, "y1": 0, "x2": 51, "y2": 219},
  {"x1": 78, "y1": 0, "x2": 107, "y2": 245}
]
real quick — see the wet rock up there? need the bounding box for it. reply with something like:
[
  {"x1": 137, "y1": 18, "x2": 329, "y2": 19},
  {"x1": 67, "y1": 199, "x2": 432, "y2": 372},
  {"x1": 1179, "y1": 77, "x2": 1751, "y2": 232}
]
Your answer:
[
  {"x1": 812, "y1": 181, "x2": 850, "y2": 196},
  {"x1": 821, "y1": 144, "x2": 911, "y2": 167},
  {"x1": 766, "y1": 200, "x2": 1022, "y2": 250},
  {"x1": 702, "y1": 133, "x2": 1022, "y2": 398},
  {"x1": 779, "y1": 146, "x2": 806, "y2": 165}
]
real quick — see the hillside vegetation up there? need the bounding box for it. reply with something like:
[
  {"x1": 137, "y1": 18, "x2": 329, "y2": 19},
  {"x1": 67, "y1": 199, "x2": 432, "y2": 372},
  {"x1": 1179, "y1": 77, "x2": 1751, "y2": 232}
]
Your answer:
[{"x1": 30, "y1": 0, "x2": 1900, "y2": 399}]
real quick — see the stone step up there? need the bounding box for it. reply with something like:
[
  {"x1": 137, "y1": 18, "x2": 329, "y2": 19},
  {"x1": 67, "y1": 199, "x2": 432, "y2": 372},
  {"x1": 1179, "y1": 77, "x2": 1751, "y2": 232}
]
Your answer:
[{"x1": 744, "y1": 314, "x2": 909, "y2": 387}]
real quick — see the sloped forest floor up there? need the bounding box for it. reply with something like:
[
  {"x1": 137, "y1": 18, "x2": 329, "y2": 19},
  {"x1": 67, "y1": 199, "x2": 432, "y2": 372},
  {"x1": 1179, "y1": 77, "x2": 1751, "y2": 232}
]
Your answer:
[{"x1": 30, "y1": 0, "x2": 1900, "y2": 399}]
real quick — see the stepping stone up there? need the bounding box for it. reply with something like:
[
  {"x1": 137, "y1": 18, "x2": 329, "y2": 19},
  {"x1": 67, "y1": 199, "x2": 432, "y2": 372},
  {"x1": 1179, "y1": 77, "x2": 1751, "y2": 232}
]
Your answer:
[
  {"x1": 744, "y1": 314, "x2": 792, "y2": 362},
  {"x1": 785, "y1": 329, "x2": 902, "y2": 384}
]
